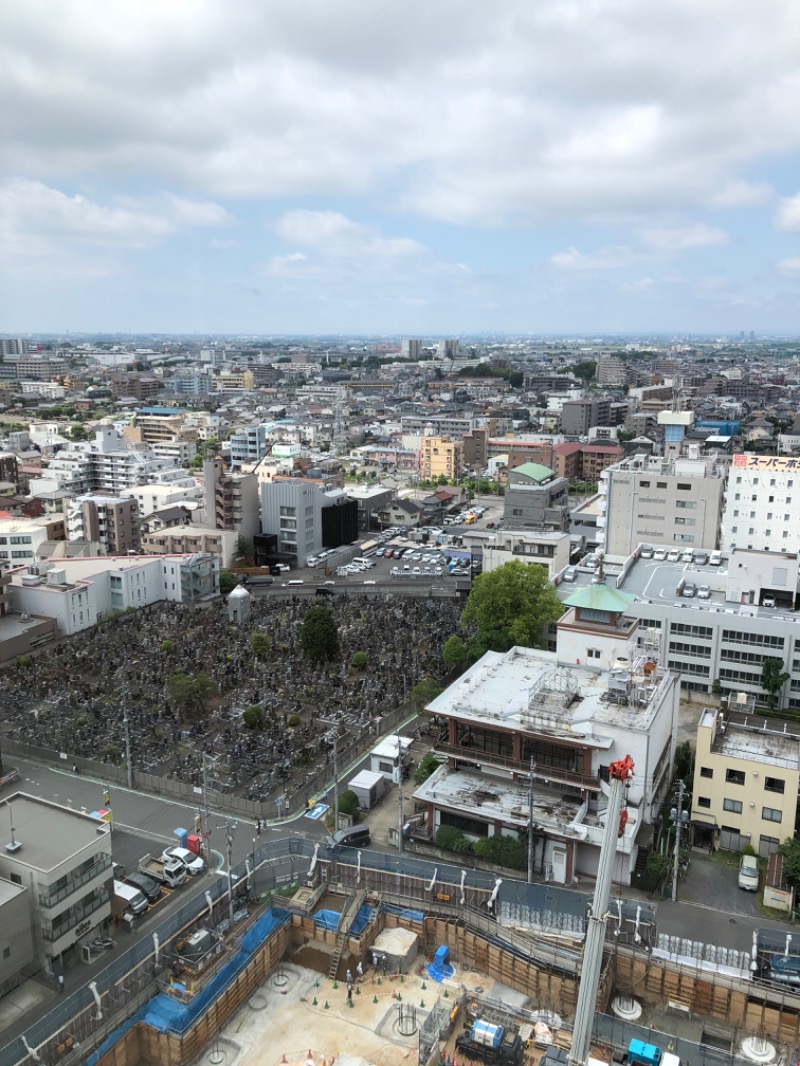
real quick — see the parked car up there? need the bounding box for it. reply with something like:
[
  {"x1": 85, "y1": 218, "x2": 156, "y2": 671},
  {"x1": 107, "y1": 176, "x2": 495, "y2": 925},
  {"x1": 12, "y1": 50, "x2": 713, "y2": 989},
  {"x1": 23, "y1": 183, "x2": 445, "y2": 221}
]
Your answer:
[
  {"x1": 667, "y1": 549, "x2": 681, "y2": 562},
  {"x1": 694, "y1": 550, "x2": 709, "y2": 565},
  {"x1": 738, "y1": 854, "x2": 759, "y2": 892},
  {"x1": 126, "y1": 871, "x2": 162, "y2": 903},
  {"x1": 562, "y1": 566, "x2": 578, "y2": 582},
  {"x1": 710, "y1": 550, "x2": 722, "y2": 566},
  {"x1": 682, "y1": 582, "x2": 696, "y2": 598},
  {"x1": 162, "y1": 846, "x2": 205, "y2": 876},
  {"x1": 653, "y1": 548, "x2": 667, "y2": 561},
  {"x1": 639, "y1": 545, "x2": 654, "y2": 559},
  {"x1": 697, "y1": 585, "x2": 711, "y2": 599}
]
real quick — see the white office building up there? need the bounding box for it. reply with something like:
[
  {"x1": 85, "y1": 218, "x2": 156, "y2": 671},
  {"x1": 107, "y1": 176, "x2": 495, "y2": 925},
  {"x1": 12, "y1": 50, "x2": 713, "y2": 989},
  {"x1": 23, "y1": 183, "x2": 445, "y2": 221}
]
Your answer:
[{"x1": 721, "y1": 455, "x2": 800, "y2": 554}]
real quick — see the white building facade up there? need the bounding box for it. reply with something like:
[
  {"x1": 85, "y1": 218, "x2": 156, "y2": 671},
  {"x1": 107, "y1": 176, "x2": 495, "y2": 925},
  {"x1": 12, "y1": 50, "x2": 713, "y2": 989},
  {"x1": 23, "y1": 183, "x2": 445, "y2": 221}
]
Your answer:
[{"x1": 722, "y1": 454, "x2": 800, "y2": 554}]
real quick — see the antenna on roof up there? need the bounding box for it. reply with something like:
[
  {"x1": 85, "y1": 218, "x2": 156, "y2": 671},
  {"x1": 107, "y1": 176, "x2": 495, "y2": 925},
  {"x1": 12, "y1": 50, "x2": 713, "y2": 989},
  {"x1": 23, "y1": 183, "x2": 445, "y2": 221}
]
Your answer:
[{"x1": 5, "y1": 802, "x2": 22, "y2": 853}]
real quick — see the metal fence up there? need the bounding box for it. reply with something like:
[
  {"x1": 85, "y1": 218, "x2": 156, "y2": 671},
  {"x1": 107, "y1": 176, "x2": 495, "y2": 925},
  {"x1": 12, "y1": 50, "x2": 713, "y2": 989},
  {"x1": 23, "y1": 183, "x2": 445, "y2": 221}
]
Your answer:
[
  {"x1": 0, "y1": 835, "x2": 777, "y2": 1066},
  {"x1": 1, "y1": 700, "x2": 415, "y2": 824}
]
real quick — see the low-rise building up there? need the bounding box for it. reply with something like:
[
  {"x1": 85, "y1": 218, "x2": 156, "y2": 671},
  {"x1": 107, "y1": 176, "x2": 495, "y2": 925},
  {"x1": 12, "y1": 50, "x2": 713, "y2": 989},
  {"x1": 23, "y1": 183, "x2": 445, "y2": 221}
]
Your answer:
[
  {"x1": 0, "y1": 876, "x2": 34, "y2": 994},
  {"x1": 415, "y1": 623, "x2": 678, "y2": 885},
  {"x1": 140, "y1": 525, "x2": 238, "y2": 567},
  {"x1": 691, "y1": 707, "x2": 800, "y2": 857},
  {"x1": 504, "y1": 463, "x2": 570, "y2": 532},
  {"x1": 419, "y1": 436, "x2": 464, "y2": 482},
  {"x1": 480, "y1": 529, "x2": 571, "y2": 578},
  {"x1": 66, "y1": 494, "x2": 140, "y2": 554},
  {"x1": 0, "y1": 793, "x2": 113, "y2": 975}
]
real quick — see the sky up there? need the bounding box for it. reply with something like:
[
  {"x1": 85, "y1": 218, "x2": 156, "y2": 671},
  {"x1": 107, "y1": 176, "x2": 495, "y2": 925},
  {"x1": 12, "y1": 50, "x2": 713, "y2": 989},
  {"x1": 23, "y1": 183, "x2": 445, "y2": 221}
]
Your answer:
[{"x1": 2, "y1": 1, "x2": 800, "y2": 337}]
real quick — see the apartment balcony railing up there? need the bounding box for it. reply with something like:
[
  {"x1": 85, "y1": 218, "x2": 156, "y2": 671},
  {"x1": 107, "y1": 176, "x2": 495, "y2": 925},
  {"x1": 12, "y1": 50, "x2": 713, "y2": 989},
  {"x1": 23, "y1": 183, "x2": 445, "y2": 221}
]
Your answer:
[
  {"x1": 432, "y1": 740, "x2": 600, "y2": 792},
  {"x1": 41, "y1": 889, "x2": 108, "y2": 941},
  {"x1": 38, "y1": 854, "x2": 112, "y2": 910}
]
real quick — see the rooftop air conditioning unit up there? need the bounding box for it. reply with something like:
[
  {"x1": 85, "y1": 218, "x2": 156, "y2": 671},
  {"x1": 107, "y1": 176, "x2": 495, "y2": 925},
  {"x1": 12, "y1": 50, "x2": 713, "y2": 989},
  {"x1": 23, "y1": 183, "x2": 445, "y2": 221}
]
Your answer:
[{"x1": 47, "y1": 568, "x2": 67, "y2": 586}]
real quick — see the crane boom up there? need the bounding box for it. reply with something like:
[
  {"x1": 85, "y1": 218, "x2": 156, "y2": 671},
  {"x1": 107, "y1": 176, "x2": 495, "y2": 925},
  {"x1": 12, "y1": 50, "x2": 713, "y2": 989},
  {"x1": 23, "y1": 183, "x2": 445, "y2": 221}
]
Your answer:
[{"x1": 568, "y1": 755, "x2": 634, "y2": 1066}]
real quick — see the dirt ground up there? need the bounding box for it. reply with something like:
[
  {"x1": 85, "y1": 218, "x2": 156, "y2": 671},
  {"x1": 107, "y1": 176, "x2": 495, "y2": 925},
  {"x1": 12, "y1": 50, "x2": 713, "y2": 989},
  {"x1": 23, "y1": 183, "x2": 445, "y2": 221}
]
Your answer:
[{"x1": 191, "y1": 959, "x2": 501, "y2": 1066}]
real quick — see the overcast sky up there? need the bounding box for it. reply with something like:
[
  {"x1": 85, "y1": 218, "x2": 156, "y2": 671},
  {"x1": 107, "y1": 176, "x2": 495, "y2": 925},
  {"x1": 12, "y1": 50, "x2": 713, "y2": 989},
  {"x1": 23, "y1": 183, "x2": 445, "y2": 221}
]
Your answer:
[{"x1": 3, "y1": 1, "x2": 800, "y2": 336}]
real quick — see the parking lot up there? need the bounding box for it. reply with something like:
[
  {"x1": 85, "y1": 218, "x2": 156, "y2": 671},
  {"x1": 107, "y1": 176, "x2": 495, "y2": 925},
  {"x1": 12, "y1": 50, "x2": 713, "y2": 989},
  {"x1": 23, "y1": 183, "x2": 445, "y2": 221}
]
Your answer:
[{"x1": 269, "y1": 495, "x2": 506, "y2": 591}]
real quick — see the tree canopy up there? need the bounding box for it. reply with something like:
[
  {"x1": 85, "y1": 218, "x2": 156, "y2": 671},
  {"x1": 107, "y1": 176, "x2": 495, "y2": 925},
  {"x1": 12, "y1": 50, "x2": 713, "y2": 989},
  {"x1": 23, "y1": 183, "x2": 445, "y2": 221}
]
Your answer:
[
  {"x1": 299, "y1": 604, "x2": 340, "y2": 663},
  {"x1": 219, "y1": 570, "x2": 238, "y2": 595},
  {"x1": 460, "y1": 560, "x2": 564, "y2": 655},
  {"x1": 167, "y1": 671, "x2": 219, "y2": 720},
  {"x1": 762, "y1": 657, "x2": 789, "y2": 710}
]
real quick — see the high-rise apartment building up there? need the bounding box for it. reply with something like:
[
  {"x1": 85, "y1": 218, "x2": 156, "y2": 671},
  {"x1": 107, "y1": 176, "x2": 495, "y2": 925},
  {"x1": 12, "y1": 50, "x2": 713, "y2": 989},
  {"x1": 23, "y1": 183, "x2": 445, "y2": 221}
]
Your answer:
[
  {"x1": 419, "y1": 436, "x2": 463, "y2": 482},
  {"x1": 66, "y1": 495, "x2": 140, "y2": 554},
  {"x1": 201, "y1": 459, "x2": 260, "y2": 541}
]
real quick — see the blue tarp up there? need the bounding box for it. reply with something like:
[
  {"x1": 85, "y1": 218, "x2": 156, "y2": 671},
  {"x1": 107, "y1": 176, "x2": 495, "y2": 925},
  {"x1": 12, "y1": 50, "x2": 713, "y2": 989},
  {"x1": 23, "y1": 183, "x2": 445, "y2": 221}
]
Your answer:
[
  {"x1": 351, "y1": 904, "x2": 372, "y2": 935},
  {"x1": 313, "y1": 909, "x2": 342, "y2": 931},
  {"x1": 85, "y1": 907, "x2": 289, "y2": 1061},
  {"x1": 426, "y1": 960, "x2": 456, "y2": 983}
]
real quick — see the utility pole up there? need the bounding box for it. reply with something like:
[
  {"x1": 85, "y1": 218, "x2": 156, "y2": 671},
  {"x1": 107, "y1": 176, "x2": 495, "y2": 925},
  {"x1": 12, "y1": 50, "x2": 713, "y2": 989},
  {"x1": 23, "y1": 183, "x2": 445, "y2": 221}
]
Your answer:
[
  {"x1": 527, "y1": 759, "x2": 536, "y2": 884},
  {"x1": 215, "y1": 821, "x2": 236, "y2": 931},
  {"x1": 332, "y1": 734, "x2": 339, "y2": 833},
  {"x1": 671, "y1": 779, "x2": 688, "y2": 904},
  {"x1": 397, "y1": 735, "x2": 404, "y2": 856},
  {"x1": 568, "y1": 755, "x2": 634, "y2": 1066},
  {"x1": 201, "y1": 753, "x2": 213, "y2": 856},
  {"x1": 122, "y1": 692, "x2": 132, "y2": 789}
]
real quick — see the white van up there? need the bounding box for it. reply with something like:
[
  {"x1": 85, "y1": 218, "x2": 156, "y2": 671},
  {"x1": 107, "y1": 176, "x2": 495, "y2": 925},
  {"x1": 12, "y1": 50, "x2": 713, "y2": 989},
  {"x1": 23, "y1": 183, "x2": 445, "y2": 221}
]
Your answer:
[
  {"x1": 709, "y1": 550, "x2": 722, "y2": 566},
  {"x1": 113, "y1": 879, "x2": 148, "y2": 916}
]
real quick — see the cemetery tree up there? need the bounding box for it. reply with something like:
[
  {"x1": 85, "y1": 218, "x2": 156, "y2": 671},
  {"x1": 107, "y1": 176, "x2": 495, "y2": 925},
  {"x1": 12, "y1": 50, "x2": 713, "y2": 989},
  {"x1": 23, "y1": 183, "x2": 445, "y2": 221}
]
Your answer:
[
  {"x1": 300, "y1": 604, "x2": 340, "y2": 663},
  {"x1": 412, "y1": 678, "x2": 443, "y2": 713},
  {"x1": 460, "y1": 560, "x2": 564, "y2": 655},
  {"x1": 338, "y1": 788, "x2": 361, "y2": 822},
  {"x1": 219, "y1": 570, "x2": 238, "y2": 595},
  {"x1": 442, "y1": 635, "x2": 469, "y2": 668},
  {"x1": 249, "y1": 632, "x2": 270, "y2": 657}
]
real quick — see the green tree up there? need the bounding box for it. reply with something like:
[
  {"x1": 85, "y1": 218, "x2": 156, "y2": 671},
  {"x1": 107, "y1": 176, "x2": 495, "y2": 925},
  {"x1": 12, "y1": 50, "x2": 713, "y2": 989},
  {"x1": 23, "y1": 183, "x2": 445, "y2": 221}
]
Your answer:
[
  {"x1": 442, "y1": 635, "x2": 469, "y2": 668},
  {"x1": 161, "y1": 639, "x2": 173, "y2": 655},
  {"x1": 414, "y1": 753, "x2": 440, "y2": 786},
  {"x1": 236, "y1": 536, "x2": 255, "y2": 566},
  {"x1": 473, "y1": 835, "x2": 527, "y2": 870},
  {"x1": 69, "y1": 424, "x2": 89, "y2": 441},
  {"x1": 243, "y1": 705, "x2": 264, "y2": 730},
  {"x1": 673, "y1": 741, "x2": 694, "y2": 789},
  {"x1": 249, "y1": 632, "x2": 271, "y2": 656},
  {"x1": 779, "y1": 838, "x2": 800, "y2": 888},
  {"x1": 762, "y1": 657, "x2": 790, "y2": 710},
  {"x1": 461, "y1": 560, "x2": 564, "y2": 655},
  {"x1": 167, "y1": 671, "x2": 219, "y2": 719},
  {"x1": 411, "y1": 678, "x2": 444, "y2": 713},
  {"x1": 300, "y1": 604, "x2": 340, "y2": 663},
  {"x1": 645, "y1": 852, "x2": 671, "y2": 883},
  {"x1": 568, "y1": 359, "x2": 597, "y2": 382},
  {"x1": 351, "y1": 651, "x2": 368, "y2": 671},
  {"x1": 338, "y1": 788, "x2": 361, "y2": 822},
  {"x1": 435, "y1": 826, "x2": 473, "y2": 853},
  {"x1": 219, "y1": 570, "x2": 238, "y2": 595}
]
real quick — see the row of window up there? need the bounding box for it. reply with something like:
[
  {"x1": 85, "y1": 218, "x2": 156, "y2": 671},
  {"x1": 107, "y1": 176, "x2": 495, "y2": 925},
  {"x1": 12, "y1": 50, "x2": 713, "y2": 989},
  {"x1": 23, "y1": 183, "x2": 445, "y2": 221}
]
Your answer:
[
  {"x1": 734, "y1": 476, "x2": 795, "y2": 487},
  {"x1": 722, "y1": 630, "x2": 784, "y2": 648},
  {"x1": 668, "y1": 659, "x2": 710, "y2": 676},
  {"x1": 718, "y1": 667, "x2": 760, "y2": 683},
  {"x1": 671, "y1": 623, "x2": 713, "y2": 639},
  {"x1": 720, "y1": 649, "x2": 771, "y2": 666},
  {"x1": 697, "y1": 797, "x2": 782, "y2": 821},
  {"x1": 700, "y1": 766, "x2": 785, "y2": 793},
  {"x1": 669, "y1": 641, "x2": 711, "y2": 658},
  {"x1": 0, "y1": 535, "x2": 33, "y2": 545}
]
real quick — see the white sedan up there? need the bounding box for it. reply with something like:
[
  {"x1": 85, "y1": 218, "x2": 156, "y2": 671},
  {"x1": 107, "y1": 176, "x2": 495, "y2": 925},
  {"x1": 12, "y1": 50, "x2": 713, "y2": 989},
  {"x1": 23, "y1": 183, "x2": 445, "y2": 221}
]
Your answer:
[{"x1": 162, "y1": 846, "x2": 205, "y2": 875}]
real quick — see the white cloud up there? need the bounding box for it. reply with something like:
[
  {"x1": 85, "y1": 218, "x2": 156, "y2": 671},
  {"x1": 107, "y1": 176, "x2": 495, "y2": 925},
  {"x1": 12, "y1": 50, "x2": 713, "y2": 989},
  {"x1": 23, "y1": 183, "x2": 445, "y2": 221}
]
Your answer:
[
  {"x1": 274, "y1": 211, "x2": 426, "y2": 259},
  {"x1": 2, "y1": 1, "x2": 799, "y2": 225},
  {"x1": 637, "y1": 223, "x2": 730, "y2": 252},
  {"x1": 550, "y1": 245, "x2": 635, "y2": 271},
  {"x1": 776, "y1": 257, "x2": 800, "y2": 274},
  {"x1": 775, "y1": 194, "x2": 800, "y2": 232}
]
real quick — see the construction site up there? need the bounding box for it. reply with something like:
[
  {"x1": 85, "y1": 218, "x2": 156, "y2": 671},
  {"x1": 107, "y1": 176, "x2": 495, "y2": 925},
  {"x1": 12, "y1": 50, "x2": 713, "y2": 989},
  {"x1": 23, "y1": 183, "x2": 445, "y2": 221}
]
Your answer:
[{"x1": 7, "y1": 826, "x2": 800, "y2": 1066}]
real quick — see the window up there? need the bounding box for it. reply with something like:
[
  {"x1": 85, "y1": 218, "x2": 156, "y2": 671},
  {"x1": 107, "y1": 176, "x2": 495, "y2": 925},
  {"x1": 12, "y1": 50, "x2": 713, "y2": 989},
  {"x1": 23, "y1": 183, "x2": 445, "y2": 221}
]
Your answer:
[
  {"x1": 762, "y1": 807, "x2": 782, "y2": 823},
  {"x1": 697, "y1": 797, "x2": 711, "y2": 809},
  {"x1": 677, "y1": 483, "x2": 691, "y2": 491},
  {"x1": 725, "y1": 768, "x2": 745, "y2": 785},
  {"x1": 700, "y1": 767, "x2": 713, "y2": 779},
  {"x1": 764, "y1": 776, "x2": 785, "y2": 794},
  {"x1": 378, "y1": 761, "x2": 393, "y2": 773},
  {"x1": 657, "y1": 481, "x2": 667, "y2": 489},
  {"x1": 587, "y1": 648, "x2": 601, "y2": 660},
  {"x1": 723, "y1": 798, "x2": 743, "y2": 813},
  {"x1": 640, "y1": 480, "x2": 650, "y2": 488}
]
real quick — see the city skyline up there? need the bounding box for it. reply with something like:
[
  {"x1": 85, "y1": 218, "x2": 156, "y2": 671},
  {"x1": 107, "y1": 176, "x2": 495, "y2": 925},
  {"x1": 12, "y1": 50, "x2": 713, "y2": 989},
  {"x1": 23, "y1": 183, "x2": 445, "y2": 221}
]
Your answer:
[{"x1": 3, "y1": 1, "x2": 800, "y2": 334}]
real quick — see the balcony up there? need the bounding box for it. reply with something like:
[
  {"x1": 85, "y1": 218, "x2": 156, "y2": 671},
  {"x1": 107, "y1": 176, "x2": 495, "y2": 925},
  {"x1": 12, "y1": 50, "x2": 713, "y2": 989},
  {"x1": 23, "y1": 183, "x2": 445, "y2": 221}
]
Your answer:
[
  {"x1": 39, "y1": 854, "x2": 112, "y2": 909},
  {"x1": 432, "y1": 740, "x2": 599, "y2": 792},
  {"x1": 41, "y1": 889, "x2": 108, "y2": 941}
]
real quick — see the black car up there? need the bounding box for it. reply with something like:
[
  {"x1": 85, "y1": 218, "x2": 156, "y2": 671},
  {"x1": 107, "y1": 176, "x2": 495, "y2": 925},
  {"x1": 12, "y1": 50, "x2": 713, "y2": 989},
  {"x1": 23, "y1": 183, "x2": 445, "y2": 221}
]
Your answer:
[
  {"x1": 126, "y1": 871, "x2": 162, "y2": 903},
  {"x1": 315, "y1": 587, "x2": 335, "y2": 597}
]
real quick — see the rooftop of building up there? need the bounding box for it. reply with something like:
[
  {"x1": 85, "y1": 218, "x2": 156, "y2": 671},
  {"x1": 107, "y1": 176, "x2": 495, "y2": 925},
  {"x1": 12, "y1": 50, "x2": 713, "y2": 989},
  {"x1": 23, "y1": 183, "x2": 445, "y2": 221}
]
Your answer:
[
  {"x1": 510, "y1": 462, "x2": 555, "y2": 482},
  {"x1": 566, "y1": 552, "x2": 800, "y2": 628},
  {"x1": 426, "y1": 645, "x2": 671, "y2": 742},
  {"x1": 699, "y1": 707, "x2": 800, "y2": 770},
  {"x1": 0, "y1": 876, "x2": 27, "y2": 905},
  {"x1": 0, "y1": 793, "x2": 108, "y2": 872},
  {"x1": 8, "y1": 552, "x2": 213, "y2": 587}
]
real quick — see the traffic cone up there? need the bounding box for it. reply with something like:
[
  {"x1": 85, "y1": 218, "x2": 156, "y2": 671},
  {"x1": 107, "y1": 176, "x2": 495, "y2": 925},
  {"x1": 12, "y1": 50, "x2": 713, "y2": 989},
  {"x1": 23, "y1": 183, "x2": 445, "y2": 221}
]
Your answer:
[
  {"x1": 332, "y1": 981, "x2": 338, "y2": 989},
  {"x1": 324, "y1": 1001, "x2": 329, "y2": 1009},
  {"x1": 420, "y1": 999, "x2": 425, "y2": 1009},
  {"x1": 373, "y1": 995, "x2": 378, "y2": 1004},
  {"x1": 313, "y1": 996, "x2": 318, "y2": 1006},
  {"x1": 422, "y1": 981, "x2": 427, "y2": 990},
  {"x1": 444, "y1": 990, "x2": 449, "y2": 998},
  {"x1": 355, "y1": 986, "x2": 360, "y2": 995},
  {"x1": 281, "y1": 1056, "x2": 287, "y2": 1064},
  {"x1": 397, "y1": 993, "x2": 402, "y2": 1001}
]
